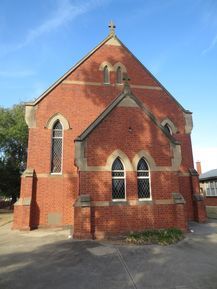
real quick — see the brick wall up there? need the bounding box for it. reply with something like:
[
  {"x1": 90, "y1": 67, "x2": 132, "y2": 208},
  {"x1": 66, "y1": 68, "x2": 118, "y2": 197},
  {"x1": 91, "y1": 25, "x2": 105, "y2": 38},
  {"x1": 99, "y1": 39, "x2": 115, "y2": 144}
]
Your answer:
[
  {"x1": 205, "y1": 197, "x2": 217, "y2": 206},
  {"x1": 14, "y1": 37, "x2": 203, "y2": 232}
]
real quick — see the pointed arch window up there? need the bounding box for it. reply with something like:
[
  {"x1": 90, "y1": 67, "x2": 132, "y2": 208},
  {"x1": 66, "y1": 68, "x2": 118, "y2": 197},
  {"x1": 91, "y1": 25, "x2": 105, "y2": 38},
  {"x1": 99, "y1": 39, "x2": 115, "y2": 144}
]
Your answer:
[
  {"x1": 103, "y1": 65, "x2": 110, "y2": 84},
  {"x1": 116, "y1": 66, "x2": 122, "y2": 84},
  {"x1": 137, "y1": 158, "x2": 151, "y2": 199},
  {"x1": 112, "y1": 158, "x2": 125, "y2": 200},
  {"x1": 164, "y1": 123, "x2": 172, "y2": 135},
  {"x1": 51, "y1": 120, "x2": 63, "y2": 173}
]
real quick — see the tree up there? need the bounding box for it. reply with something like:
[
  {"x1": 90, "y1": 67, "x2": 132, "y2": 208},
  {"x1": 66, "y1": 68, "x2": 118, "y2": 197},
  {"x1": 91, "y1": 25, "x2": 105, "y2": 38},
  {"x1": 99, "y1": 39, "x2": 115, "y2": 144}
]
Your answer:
[{"x1": 0, "y1": 104, "x2": 28, "y2": 203}]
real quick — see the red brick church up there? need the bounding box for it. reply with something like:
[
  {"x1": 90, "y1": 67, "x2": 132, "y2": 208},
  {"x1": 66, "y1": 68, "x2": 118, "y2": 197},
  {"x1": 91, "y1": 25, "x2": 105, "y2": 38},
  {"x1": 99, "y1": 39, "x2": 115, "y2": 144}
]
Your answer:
[{"x1": 13, "y1": 23, "x2": 206, "y2": 238}]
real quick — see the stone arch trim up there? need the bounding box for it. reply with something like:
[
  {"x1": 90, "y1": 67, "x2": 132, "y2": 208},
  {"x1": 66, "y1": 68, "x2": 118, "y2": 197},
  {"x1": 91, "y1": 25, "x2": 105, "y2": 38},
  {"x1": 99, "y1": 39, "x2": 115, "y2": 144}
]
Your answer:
[
  {"x1": 113, "y1": 62, "x2": 127, "y2": 73},
  {"x1": 106, "y1": 149, "x2": 133, "y2": 171},
  {"x1": 132, "y1": 150, "x2": 156, "y2": 171},
  {"x1": 45, "y1": 113, "x2": 70, "y2": 130},
  {"x1": 99, "y1": 61, "x2": 113, "y2": 71},
  {"x1": 161, "y1": 118, "x2": 177, "y2": 134},
  {"x1": 74, "y1": 142, "x2": 182, "y2": 172}
]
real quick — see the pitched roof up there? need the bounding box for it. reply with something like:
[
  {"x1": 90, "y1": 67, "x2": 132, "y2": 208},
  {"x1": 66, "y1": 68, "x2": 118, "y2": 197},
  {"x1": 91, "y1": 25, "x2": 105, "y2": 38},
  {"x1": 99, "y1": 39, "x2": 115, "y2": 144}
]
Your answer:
[
  {"x1": 26, "y1": 31, "x2": 191, "y2": 114},
  {"x1": 75, "y1": 85, "x2": 180, "y2": 145},
  {"x1": 199, "y1": 169, "x2": 217, "y2": 181}
]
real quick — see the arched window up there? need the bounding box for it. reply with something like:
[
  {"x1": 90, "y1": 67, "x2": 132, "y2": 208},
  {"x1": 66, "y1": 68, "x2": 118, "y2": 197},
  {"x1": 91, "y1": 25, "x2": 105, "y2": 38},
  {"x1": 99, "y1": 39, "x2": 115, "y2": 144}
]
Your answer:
[
  {"x1": 112, "y1": 157, "x2": 125, "y2": 200},
  {"x1": 164, "y1": 123, "x2": 172, "y2": 135},
  {"x1": 103, "y1": 65, "x2": 109, "y2": 84},
  {"x1": 116, "y1": 66, "x2": 122, "y2": 84},
  {"x1": 51, "y1": 120, "x2": 63, "y2": 173},
  {"x1": 137, "y1": 158, "x2": 151, "y2": 199}
]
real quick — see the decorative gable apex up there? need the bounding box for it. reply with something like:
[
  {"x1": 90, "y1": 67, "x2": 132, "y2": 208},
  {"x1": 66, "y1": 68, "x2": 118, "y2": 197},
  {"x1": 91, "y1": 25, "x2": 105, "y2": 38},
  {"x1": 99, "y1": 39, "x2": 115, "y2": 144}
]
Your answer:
[{"x1": 26, "y1": 22, "x2": 191, "y2": 116}]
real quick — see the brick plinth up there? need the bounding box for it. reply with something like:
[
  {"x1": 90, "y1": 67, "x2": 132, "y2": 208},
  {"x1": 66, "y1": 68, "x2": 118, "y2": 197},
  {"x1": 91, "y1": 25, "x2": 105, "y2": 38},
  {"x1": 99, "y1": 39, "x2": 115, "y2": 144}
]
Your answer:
[
  {"x1": 13, "y1": 205, "x2": 31, "y2": 230},
  {"x1": 189, "y1": 169, "x2": 207, "y2": 223},
  {"x1": 193, "y1": 195, "x2": 207, "y2": 223},
  {"x1": 13, "y1": 168, "x2": 35, "y2": 230},
  {"x1": 73, "y1": 195, "x2": 92, "y2": 239},
  {"x1": 175, "y1": 204, "x2": 187, "y2": 231}
]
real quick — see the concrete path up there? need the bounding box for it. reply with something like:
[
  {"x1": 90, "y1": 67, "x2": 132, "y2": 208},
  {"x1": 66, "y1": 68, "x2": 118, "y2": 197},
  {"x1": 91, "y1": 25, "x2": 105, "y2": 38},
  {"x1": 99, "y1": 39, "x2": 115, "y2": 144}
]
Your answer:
[
  {"x1": 0, "y1": 218, "x2": 217, "y2": 289},
  {"x1": 0, "y1": 209, "x2": 13, "y2": 227}
]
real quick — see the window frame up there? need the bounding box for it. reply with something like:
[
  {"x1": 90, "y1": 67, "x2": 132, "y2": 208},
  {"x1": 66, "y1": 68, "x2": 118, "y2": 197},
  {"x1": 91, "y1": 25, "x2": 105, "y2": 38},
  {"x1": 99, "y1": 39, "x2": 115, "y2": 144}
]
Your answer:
[
  {"x1": 164, "y1": 123, "x2": 172, "y2": 135},
  {"x1": 112, "y1": 158, "x2": 126, "y2": 201},
  {"x1": 205, "y1": 181, "x2": 217, "y2": 197},
  {"x1": 161, "y1": 118, "x2": 177, "y2": 135},
  {"x1": 103, "y1": 65, "x2": 110, "y2": 84},
  {"x1": 50, "y1": 120, "x2": 64, "y2": 175},
  {"x1": 116, "y1": 66, "x2": 122, "y2": 84},
  {"x1": 137, "y1": 158, "x2": 152, "y2": 201}
]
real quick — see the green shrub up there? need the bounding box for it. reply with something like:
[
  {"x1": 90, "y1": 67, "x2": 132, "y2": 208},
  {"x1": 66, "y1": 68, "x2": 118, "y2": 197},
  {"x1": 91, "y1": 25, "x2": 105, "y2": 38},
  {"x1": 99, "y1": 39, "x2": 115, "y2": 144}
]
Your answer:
[{"x1": 126, "y1": 228, "x2": 184, "y2": 245}]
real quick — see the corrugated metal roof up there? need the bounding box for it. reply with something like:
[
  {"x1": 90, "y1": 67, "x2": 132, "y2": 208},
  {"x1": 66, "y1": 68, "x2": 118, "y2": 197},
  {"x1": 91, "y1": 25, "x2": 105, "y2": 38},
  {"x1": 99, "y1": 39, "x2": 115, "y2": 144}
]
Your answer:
[{"x1": 199, "y1": 169, "x2": 217, "y2": 180}]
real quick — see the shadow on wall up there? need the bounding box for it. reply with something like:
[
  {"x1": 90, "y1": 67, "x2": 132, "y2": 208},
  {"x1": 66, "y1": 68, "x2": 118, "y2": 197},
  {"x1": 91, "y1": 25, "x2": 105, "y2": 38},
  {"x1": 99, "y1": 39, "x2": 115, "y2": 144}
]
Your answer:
[
  {"x1": 72, "y1": 55, "x2": 183, "y2": 236},
  {"x1": 29, "y1": 46, "x2": 187, "y2": 230},
  {"x1": 30, "y1": 175, "x2": 40, "y2": 229},
  {"x1": 70, "y1": 50, "x2": 178, "y2": 171}
]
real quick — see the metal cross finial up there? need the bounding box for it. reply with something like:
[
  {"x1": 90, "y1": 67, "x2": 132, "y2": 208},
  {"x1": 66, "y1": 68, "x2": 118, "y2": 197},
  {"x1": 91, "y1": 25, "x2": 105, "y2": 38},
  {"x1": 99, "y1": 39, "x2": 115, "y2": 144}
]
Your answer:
[
  {"x1": 108, "y1": 20, "x2": 116, "y2": 35},
  {"x1": 123, "y1": 73, "x2": 131, "y2": 84}
]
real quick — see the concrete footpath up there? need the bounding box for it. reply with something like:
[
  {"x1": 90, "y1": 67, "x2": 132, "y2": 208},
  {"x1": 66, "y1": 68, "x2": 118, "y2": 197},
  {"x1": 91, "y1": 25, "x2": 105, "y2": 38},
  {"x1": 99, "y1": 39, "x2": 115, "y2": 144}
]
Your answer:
[
  {"x1": 0, "y1": 209, "x2": 13, "y2": 227},
  {"x1": 0, "y1": 215, "x2": 217, "y2": 289}
]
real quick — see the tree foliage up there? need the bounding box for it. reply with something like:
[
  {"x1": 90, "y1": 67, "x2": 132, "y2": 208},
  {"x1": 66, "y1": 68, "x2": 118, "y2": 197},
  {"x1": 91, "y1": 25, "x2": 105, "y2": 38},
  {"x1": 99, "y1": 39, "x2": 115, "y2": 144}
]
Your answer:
[{"x1": 0, "y1": 104, "x2": 28, "y2": 202}]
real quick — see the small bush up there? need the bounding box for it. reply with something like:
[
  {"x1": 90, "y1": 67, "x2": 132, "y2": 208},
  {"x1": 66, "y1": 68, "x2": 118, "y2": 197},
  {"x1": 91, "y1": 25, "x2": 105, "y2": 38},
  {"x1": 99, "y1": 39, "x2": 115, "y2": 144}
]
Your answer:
[{"x1": 126, "y1": 228, "x2": 184, "y2": 245}]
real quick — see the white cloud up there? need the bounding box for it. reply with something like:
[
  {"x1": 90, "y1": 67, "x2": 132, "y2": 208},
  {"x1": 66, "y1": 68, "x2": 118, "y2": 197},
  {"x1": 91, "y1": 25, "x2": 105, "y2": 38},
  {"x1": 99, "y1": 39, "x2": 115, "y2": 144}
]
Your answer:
[
  {"x1": 193, "y1": 146, "x2": 217, "y2": 173},
  {"x1": 1, "y1": 0, "x2": 110, "y2": 53},
  {"x1": 0, "y1": 69, "x2": 35, "y2": 78},
  {"x1": 202, "y1": 33, "x2": 217, "y2": 55},
  {"x1": 18, "y1": 0, "x2": 87, "y2": 48}
]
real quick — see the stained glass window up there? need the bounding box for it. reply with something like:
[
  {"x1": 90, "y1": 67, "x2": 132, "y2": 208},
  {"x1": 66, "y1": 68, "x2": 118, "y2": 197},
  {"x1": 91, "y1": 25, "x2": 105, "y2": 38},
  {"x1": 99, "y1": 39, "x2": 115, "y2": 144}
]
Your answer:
[
  {"x1": 137, "y1": 158, "x2": 151, "y2": 199},
  {"x1": 116, "y1": 66, "x2": 122, "y2": 84},
  {"x1": 51, "y1": 120, "x2": 63, "y2": 173},
  {"x1": 164, "y1": 123, "x2": 172, "y2": 135},
  {"x1": 112, "y1": 158, "x2": 125, "y2": 200},
  {"x1": 103, "y1": 65, "x2": 109, "y2": 84}
]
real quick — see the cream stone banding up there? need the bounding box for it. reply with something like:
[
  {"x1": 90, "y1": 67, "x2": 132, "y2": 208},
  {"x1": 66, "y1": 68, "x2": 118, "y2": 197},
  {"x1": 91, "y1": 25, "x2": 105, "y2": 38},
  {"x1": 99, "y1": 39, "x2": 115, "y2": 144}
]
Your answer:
[
  {"x1": 171, "y1": 143, "x2": 182, "y2": 170},
  {"x1": 183, "y1": 112, "x2": 193, "y2": 134},
  {"x1": 25, "y1": 105, "x2": 38, "y2": 128},
  {"x1": 62, "y1": 80, "x2": 162, "y2": 90},
  {"x1": 45, "y1": 113, "x2": 70, "y2": 130},
  {"x1": 105, "y1": 37, "x2": 121, "y2": 46},
  {"x1": 117, "y1": 96, "x2": 139, "y2": 107},
  {"x1": 74, "y1": 141, "x2": 182, "y2": 172}
]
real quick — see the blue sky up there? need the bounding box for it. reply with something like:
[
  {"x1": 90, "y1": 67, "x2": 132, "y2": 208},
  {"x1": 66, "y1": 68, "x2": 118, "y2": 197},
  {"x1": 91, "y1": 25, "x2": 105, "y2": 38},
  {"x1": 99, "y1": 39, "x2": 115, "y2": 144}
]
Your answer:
[{"x1": 0, "y1": 0, "x2": 216, "y2": 171}]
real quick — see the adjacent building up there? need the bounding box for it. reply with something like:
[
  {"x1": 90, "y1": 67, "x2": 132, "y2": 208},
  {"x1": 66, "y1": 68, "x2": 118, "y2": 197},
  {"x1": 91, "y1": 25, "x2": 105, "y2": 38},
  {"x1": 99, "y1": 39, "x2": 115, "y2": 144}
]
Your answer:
[{"x1": 199, "y1": 169, "x2": 217, "y2": 218}]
